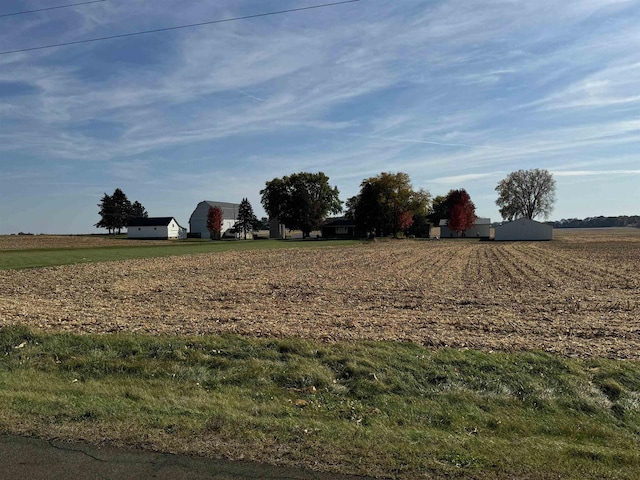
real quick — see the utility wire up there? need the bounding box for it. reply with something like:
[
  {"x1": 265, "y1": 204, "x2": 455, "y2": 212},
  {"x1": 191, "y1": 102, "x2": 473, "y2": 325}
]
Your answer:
[
  {"x1": 0, "y1": 0, "x2": 360, "y2": 56},
  {"x1": 0, "y1": 0, "x2": 106, "y2": 19}
]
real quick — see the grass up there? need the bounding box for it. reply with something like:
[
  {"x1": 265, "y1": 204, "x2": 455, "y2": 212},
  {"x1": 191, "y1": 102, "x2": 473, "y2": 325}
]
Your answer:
[
  {"x1": 0, "y1": 239, "x2": 360, "y2": 270},
  {"x1": 0, "y1": 326, "x2": 638, "y2": 479}
]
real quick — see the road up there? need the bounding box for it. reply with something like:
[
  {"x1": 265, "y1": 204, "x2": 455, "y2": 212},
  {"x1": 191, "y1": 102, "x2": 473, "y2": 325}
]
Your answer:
[{"x1": 0, "y1": 434, "x2": 375, "y2": 480}]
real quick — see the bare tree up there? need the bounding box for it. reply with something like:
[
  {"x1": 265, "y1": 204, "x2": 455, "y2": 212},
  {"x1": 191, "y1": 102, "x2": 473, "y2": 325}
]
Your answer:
[{"x1": 495, "y1": 169, "x2": 556, "y2": 221}]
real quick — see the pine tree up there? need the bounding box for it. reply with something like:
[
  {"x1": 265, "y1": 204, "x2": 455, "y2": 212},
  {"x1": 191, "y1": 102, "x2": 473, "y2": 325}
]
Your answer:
[
  {"x1": 130, "y1": 201, "x2": 148, "y2": 220},
  {"x1": 95, "y1": 189, "x2": 141, "y2": 234},
  {"x1": 95, "y1": 193, "x2": 116, "y2": 234},
  {"x1": 234, "y1": 198, "x2": 258, "y2": 240},
  {"x1": 110, "y1": 188, "x2": 132, "y2": 234}
]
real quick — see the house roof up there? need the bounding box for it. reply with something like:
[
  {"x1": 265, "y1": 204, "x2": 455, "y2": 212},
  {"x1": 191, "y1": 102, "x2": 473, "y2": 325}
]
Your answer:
[
  {"x1": 129, "y1": 217, "x2": 175, "y2": 227},
  {"x1": 323, "y1": 218, "x2": 356, "y2": 227}
]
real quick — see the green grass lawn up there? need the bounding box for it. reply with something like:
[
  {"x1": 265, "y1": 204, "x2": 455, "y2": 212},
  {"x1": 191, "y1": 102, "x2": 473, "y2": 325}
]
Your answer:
[
  {"x1": 0, "y1": 239, "x2": 360, "y2": 270},
  {"x1": 0, "y1": 326, "x2": 638, "y2": 479}
]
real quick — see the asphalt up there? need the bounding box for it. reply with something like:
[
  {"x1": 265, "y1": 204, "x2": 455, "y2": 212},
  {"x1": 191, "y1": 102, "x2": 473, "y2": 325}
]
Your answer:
[{"x1": 0, "y1": 434, "x2": 375, "y2": 480}]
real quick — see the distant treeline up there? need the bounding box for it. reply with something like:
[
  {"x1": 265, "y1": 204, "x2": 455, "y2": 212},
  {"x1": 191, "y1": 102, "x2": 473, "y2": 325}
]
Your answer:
[{"x1": 547, "y1": 216, "x2": 640, "y2": 229}]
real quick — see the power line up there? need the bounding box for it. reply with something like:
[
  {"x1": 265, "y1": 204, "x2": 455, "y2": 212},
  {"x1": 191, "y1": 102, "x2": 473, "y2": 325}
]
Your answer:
[
  {"x1": 0, "y1": 0, "x2": 360, "y2": 56},
  {"x1": 0, "y1": 1, "x2": 106, "y2": 19}
]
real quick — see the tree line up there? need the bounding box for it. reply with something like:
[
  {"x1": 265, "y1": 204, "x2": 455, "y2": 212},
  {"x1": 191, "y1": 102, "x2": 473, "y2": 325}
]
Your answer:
[
  {"x1": 260, "y1": 168, "x2": 556, "y2": 238},
  {"x1": 95, "y1": 188, "x2": 148, "y2": 234},
  {"x1": 547, "y1": 216, "x2": 640, "y2": 229},
  {"x1": 96, "y1": 168, "x2": 557, "y2": 238}
]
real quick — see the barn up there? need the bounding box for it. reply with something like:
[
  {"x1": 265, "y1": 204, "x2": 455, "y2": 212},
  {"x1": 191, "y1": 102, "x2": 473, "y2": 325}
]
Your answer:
[
  {"x1": 494, "y1": 218, "x2": 553, "y2": 241},
  {"x1": 189, "y1": 201, "x2": 240, "y2": 239},
  {"x1": 127, "y1": 217, "x2": 187, "y2": 240},
  {"x1": 439, "y1": 218, "x2": 491, "y2": 238}
]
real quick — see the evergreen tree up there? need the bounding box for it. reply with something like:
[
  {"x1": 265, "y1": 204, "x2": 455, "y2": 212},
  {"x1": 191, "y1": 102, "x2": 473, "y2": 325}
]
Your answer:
[
  {"x1": 130, "y1": 201, "x2": 148, "y2": 220},
  {"x1": 234, "y1": 198, "x2": 258, "y2": 240},
  {"x1": 95, "y1": 193, "x2": 116, "y2": 234},
  {"x1": 111, "y1": 188, "x2": 132, "y2": 234},
  {"x1": 95, "y1": 189, "x2": 142, "y2": 234}
]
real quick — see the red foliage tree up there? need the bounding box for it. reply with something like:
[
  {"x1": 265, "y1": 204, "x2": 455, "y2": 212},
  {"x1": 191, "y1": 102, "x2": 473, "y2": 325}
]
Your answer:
[
  {"x1": 207, "y1": 206, "x2": 223, "y2": 240},
  {"x1": 447, "y1": 189, "x2": 476, "y2": 236},
  {"x1": 397, "y1": 211, "x2": 414, "y2": 232}
]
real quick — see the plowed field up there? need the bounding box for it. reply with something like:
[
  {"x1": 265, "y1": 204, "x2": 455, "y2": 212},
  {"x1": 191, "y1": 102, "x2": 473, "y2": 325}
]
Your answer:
[
  {"x1": 1, "y1": 229, "x2": 638, "y2": 358},
  {"x1": 0, "y1": 235, "x2": 170, "y2": 250}
]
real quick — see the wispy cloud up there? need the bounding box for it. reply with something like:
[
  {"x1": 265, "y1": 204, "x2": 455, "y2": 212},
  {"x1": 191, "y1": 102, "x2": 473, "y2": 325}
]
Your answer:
[
  {"x1": 552, "y1": 170, "x2": 640, "y2": 176},
  {"x1": 431, "y1": 173, "x2": 498, "y2": 184},
  {"x1": 2, "y1": 0, "x2": 640, "y2": 233}
]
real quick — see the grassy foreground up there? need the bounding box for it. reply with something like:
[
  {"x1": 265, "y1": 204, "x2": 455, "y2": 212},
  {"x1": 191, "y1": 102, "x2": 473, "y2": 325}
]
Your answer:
[
  {"x1": 0, "y1": 327, "x2": 638, "y2": 479},
  {"x1": 0, "y1": 239, "x2": 360, "y2": 270}
]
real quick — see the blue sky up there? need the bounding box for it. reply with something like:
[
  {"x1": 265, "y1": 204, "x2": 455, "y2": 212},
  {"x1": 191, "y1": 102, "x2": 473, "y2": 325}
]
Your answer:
[{"x1": 1, "y1": 0, "x2": 638, "y2": 234}]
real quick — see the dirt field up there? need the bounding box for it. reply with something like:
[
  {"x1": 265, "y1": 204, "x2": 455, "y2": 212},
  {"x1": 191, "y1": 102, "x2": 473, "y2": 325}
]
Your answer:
[
  {"x1": 1, "y1": 229, "x2": 638, "y2": 359},
  {"x1": 0, "y1": 235, "x2": 173, "y2": 250}
]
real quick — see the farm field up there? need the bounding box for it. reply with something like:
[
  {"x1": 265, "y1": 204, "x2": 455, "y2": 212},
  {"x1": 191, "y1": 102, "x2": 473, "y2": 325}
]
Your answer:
[
  {"x1": 0, "y1": 234, "x2": 169, "y2": 250},
  {"x1": 1, "y1": 228, "x2": 638, "y2": 359},
  {"x1": 0, "y1": 236, "x2": 359, "y2": 270}
]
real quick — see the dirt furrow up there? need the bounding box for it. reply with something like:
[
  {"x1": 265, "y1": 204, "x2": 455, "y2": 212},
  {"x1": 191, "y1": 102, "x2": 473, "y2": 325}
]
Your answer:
[{"x1": 2, "y1": 234, "x2": 639, "y2": 359}]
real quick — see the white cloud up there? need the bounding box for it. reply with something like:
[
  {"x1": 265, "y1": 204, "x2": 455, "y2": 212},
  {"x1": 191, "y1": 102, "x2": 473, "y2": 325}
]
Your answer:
[
  {"x1": 2, "y1": 0, "x2": 640, "y2": 232},
  {"x1": 552, "y1": 170, "x2": 640, "y2": 176}
]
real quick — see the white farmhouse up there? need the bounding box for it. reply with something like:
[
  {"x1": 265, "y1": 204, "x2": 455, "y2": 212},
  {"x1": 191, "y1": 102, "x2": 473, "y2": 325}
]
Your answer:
[
  {"x1": 127, "y1": 217, "x2": 187, "y2": 240},
  {"x1": 189, "y1": 201, "x2": 240, "y2": 239},
  {"x1": 494, "y1": 218, "x2": 553, "y2": 241},
  {"x1": 439, "y1": 218, "x2": 491, "y2": 238}
]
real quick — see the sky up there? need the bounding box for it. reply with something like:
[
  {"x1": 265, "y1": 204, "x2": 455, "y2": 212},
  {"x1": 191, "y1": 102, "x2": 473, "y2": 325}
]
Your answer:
[{"x1": 0, "y1": 0, "x2": 639, "y2": 234}]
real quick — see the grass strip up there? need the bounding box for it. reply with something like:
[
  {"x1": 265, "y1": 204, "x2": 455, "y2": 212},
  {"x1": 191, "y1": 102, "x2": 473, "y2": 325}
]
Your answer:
[
  {"x1": 0, "y1": 239, "x2": 360, "y2": 270},
  {"x1": 0, "y1": 326, "x2": 638, "y2": 479}
]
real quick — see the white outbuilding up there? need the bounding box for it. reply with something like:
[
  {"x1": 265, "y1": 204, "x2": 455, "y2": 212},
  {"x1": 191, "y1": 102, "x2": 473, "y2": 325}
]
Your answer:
[
  {"x1": 127, "y1": 217, "x2": 187, "y2": 239},
  {"x1": 494, "y1": 218, "x2": 553, "y2": 241},
  {"x1": 189, "y1": 201, "x2": 240, "y2": 239},
  {"x1": 439, "y1": 217, "x2": 491, "y2": 238}
]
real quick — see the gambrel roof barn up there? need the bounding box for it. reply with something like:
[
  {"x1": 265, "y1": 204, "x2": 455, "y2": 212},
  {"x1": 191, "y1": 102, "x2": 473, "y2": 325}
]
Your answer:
[{"x1": 189, "y1": 201, "x2": 240, "y2": 239}]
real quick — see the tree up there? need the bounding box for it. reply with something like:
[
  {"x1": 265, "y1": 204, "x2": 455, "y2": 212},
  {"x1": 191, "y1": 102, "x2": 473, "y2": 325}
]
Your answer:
[
  {"x1": 261, "y1": 172, "x2": 342, "y2": 238},
  {"x1": 95, "y1": 188, "x2": 145, "y2": 234},
  {"x1": 495, "y1": 169, "x2": 556, "y2": 221},
  {"x1": 207, "y1": 206, "x2": 223, "y2": 240},
  {"x1": 95, "y1": 193, "x2": 117, "y2": 234},
  {"x1": 346, "y1": 172, "x2": 430, "y2": 237},
  {"x1": 428, "y1": 194, "x2": 450, "y2": 226},
  {"x1": 234, "y1": 198, "x2": 258, "y2": 240},
  {"x1": 110, "y1": 188, "x2": 132, "y2": 234},
  {"x1": 446, "y1": 189, "x2": 476, "y2": 236},
  {"x1": 130, "y1": 201, "x2": 148, "y2": 220}
]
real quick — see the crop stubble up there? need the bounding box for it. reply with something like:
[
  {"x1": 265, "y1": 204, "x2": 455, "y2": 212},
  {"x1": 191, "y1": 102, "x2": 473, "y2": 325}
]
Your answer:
[{"x1": 1, "y1": 230, "x2": 638, "y2": 359}]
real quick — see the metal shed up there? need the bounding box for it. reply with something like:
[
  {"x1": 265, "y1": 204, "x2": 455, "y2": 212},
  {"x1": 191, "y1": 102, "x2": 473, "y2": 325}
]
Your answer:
[{"x1": 494, "y1": 218, "x2": 553, "y2": 241}]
